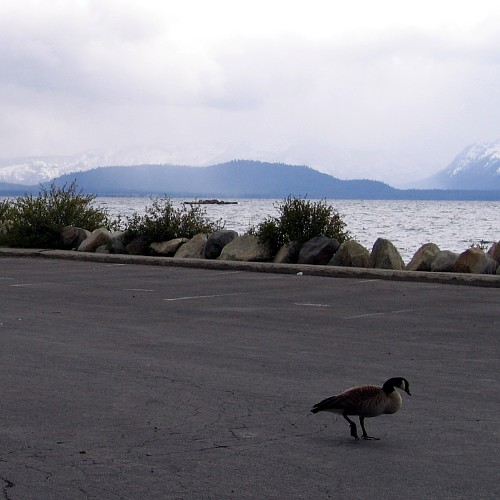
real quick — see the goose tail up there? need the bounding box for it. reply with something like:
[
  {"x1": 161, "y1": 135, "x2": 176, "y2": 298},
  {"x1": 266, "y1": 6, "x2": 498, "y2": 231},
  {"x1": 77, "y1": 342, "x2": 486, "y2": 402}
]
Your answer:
[{"x1": 311, "y1": 395, "x2": 338, "y2": 413}]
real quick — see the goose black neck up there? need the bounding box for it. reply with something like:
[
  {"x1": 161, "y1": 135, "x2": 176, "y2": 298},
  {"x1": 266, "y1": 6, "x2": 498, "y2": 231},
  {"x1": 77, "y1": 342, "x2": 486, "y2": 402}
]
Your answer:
[{"x1": 382, "y1": 378, "x2": 400, "y2": 394}]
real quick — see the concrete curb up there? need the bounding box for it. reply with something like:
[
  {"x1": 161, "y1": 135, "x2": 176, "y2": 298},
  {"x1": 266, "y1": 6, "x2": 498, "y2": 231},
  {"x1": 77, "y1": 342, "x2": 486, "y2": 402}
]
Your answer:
[{"x1": 2, "y1": 247, "x2": 499, "y2": 288}]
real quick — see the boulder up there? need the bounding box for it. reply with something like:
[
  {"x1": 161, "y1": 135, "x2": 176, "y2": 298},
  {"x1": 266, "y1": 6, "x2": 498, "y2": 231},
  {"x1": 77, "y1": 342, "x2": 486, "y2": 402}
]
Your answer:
[
  {"x1": 453, "y1": 248, "x2": 498, "y2": 274},
  {"x1": 218, "y1": 234, "x2": 273, "y2": 262},
  {"x1": 273, "y1": 242, "x2": 302, "y2": 264},
  {"x1": 430, "y1": 250, "x2": 459, "y2": 272},
  {"x1": 298, "y1": 236, "x2": 340, "y2": 265},
  {"x1": 328, "y1": 240, "x2": 370, "y2": 268},
  {"x1": 406, "y1": 243, "x2": 441, "y2": 271},
  {"x1": 150, "y1": 237, "x2": 188, "y2": 256},
  {"x1": 109, "y1": 231, "x2": 126, "y2": 254},
  {"x1": 95, "y1": 244, "x2": 110, "y2": 254},
  {"x1": 204, "y1": 230, "x2": 238, "y2": 259},
  {"x1": 61, "y1": 226, "x2": 90, "y2": 249},
  {"x1": 125, "y1": 234, "x2": 149, "y2": 255},
  {"x1": 487, "y1": 241, "x2": 500, "y2": 263},
  {"x1": 77, "y1": 228, "x2": 111, "y2": 252},
  {"x1": 174, "y1": 233, "x2": 208, "y2": 259},
  {"x1": 369, "y1": 238, "x2": 405, "y2": 270}
]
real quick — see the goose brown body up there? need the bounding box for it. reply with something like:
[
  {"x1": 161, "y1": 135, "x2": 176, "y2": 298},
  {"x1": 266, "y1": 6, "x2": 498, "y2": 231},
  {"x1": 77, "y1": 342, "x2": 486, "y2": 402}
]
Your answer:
[{"x1": 311, "y1": 377, "x2": 411, "y2": 440}]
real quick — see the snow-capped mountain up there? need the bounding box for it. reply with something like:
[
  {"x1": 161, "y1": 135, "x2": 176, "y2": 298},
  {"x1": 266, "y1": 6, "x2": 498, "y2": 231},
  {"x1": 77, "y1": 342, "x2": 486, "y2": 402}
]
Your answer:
[
  {"x1": 421, "y1": 140, "x2": 500, "y2": 190},
  {"x1": 0, "y1": 148, "x2": 202, "y2": 185},
  {"x1": 0, "y1": 157, "x2": 83, "y2": 185}
]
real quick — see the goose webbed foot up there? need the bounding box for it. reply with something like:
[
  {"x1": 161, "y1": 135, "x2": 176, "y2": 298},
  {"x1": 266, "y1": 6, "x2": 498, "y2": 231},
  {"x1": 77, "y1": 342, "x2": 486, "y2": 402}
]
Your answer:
[{"x1": 360, "y1": 417, "x2": 380, "y2": 440}]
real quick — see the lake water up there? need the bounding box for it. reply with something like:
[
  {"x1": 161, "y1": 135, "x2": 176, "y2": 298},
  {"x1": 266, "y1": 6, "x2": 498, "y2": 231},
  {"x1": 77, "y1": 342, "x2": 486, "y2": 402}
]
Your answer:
[{"x1": 94, "y1": 197, "x2": 499, "y2": 262}]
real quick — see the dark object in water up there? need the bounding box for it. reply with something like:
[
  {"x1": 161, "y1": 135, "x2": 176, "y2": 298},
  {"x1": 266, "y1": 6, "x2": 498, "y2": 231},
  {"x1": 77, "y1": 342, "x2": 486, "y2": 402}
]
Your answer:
[{"x1": 183, "y1": 199, "x2": 238, "y2": 205}]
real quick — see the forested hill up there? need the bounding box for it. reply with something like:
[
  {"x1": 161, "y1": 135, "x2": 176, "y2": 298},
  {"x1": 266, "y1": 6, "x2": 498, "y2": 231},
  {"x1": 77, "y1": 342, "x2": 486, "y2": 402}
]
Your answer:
[
  {"x1": 2, "y1": 160, "x2": 499, "y2": 200},
  {"x1": 0, "y1": 181, "x2": 38, "y2": 195},
  {"x1": 50, "y1": 160, "x2": 397, "y2": 198}
]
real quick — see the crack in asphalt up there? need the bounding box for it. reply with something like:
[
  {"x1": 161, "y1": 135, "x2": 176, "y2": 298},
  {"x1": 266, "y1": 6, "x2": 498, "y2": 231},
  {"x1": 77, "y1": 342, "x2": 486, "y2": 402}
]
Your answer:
[{"x1": 1, "y1": 477, "x2": 14, "y2": 500}]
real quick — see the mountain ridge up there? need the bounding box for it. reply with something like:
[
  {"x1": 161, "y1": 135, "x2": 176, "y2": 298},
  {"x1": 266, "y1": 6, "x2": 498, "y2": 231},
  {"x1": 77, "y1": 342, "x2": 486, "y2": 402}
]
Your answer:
[
  {"x1": 0, "y1": 147, "x2": 422, "y2": 187},
  {"x1": 1, "y1": 140, "x2": 499, "y2": 190},
  {"x1": 46, "y1": 160, "x2": 500, "y2": 200},
  {"x1": 50, "y1": 160, "x2": 396, "y2": 199},
  {"x1": 1, "y1": 160, "x2": 499, "y2": 200},
  {"x1": 420, "y1": 140, "x2": 500, "y2": 190}
]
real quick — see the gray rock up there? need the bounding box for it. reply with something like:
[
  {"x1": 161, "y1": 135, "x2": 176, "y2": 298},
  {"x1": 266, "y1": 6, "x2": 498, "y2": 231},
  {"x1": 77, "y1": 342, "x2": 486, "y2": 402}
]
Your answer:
[
  {"x1": 77, "y1": 228, "x2": 111, "y2": 252},
  {"x1": 369, "y1": 238, "x2": 405, "y2": 270},
  {"x1": 218, "y1": 235, "x2": 273, "y2": 262},
  {"x1": 406, "y1": 243, "x2": 441, "y2": 271},
  {"x1": 298, "y1": 236, "x2": 340, "y2": 265},
  {"x1": 328, "y1": 240, "x2": 370, "y2": 268},
  {"x1": 109, "y1": 231, "x2": 126, "y2": 254},
  {"x1": 174, "y1": 233, "x2": 208, "y2": 259},
  {"x1": 150, "y1": 238, "x2": 188, "y2": 256},
  {"x1": 204, "y1": 230, "x2": 238, "y2": 259},
  {"x1": 95, "y1": 244, "x2": 111, "y2": 254},
  {"x1": 430, "y1": 250, "x2": 459, "y2": 272},
  {"x1": 453, "y1": 248, "x2": 498, "y2": 274},
  {"x1": 125, "y1": 234, "x2": 149, "y2": 255},
  {"x1": 61, "y1": 226, "x2": 90, "y2": 249},
  {"x1": 487, "y1": 241, "x2": 500, "y2": 263},
  {"x1": 273, "y1": 242, "x2": 302, "y2": 264}
]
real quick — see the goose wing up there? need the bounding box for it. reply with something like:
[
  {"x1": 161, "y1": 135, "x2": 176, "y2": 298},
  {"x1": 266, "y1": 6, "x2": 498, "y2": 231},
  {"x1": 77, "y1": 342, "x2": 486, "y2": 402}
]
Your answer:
[{"x1": 311, "y1": 385, "x2": 381, "y2": 414}]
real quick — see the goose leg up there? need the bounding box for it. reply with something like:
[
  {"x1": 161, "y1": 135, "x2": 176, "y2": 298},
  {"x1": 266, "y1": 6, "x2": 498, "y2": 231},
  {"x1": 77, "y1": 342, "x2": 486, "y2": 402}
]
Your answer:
[
  {"x1": 343, "y1": 413, "x2": 359, "y2": 440},
  {"x1": 360, "y1": 417, "x2": 380, "y2": 440}
]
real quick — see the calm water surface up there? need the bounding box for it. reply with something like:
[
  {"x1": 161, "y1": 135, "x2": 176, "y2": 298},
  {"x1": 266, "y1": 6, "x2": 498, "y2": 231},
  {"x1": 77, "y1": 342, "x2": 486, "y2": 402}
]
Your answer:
[{"x1": 95, "y1": 197, "x2": 499, "y2": 262}]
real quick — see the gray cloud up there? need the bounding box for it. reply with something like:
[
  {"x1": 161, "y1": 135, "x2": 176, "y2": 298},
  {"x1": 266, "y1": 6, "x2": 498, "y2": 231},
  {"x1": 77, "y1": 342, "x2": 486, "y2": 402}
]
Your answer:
[{"x1": 1, "y1": 1, "x2": 500, "y2": 184}]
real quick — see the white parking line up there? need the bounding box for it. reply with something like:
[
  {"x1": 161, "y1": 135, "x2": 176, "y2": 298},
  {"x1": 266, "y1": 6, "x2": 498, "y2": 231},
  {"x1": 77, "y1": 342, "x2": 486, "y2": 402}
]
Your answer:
[
  {"x1": 10, "y1": 283, "x2": 53, "y2": 287},
  {"x1": 164, "y1": 292, "x2": 249, "y2": 302},
  {"x1": 294, "y1": 303, "x2": 330, "y2": 308},
  {"x1": 344, "y1": 308, "x2": 420, "y2": 319}
]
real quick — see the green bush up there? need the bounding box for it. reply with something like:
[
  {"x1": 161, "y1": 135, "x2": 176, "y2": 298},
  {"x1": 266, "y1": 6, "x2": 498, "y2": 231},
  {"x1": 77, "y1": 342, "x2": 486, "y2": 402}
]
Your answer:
[
  {"x1": 253, "y1": 196, "x2": 350, "y2": 253},
  {"x1": 0, "y1": 198, "x2": 14, "y2": 221},
  {"x1": 0, "y1": 182, "x2": 112, "y2": 248},
  {"x1": 124, "y1": 197, "x2": 224, "y2": 247}
]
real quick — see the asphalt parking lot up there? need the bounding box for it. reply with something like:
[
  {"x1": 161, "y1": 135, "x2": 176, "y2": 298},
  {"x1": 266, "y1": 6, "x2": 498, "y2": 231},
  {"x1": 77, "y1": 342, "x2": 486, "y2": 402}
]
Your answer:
[{"x1": 1, "y1": 255, "x2": 499, "y2": 499}]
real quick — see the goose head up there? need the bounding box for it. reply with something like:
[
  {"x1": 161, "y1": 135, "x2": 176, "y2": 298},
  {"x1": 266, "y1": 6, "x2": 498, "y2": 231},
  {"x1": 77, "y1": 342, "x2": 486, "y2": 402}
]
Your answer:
[{"x1": 383, "y1": 377, "x2": 411, "y2": 396}]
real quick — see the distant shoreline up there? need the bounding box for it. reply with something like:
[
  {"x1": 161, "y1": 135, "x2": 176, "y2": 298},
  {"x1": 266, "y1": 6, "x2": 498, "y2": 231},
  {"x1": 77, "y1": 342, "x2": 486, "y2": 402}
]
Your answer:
[{"x1": 2, "y1": 190, "x2": 500, "y2": 201}]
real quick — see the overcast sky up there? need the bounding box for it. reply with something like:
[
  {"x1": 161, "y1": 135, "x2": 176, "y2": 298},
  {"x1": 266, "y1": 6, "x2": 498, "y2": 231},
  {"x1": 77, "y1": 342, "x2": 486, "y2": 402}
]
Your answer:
[{"x1": 1, "y1": 0, "x2": 500, "y2": 185}]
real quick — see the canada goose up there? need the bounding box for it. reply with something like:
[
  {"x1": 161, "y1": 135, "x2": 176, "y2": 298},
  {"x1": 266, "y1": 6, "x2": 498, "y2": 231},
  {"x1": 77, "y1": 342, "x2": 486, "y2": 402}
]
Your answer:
[{"x1": 311, "y1": 377, "x2": 411, "y2": 440}]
